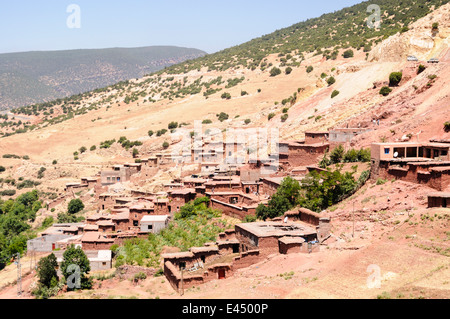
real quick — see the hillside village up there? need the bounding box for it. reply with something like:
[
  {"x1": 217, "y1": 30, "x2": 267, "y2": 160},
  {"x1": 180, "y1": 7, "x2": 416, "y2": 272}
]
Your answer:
[{"x1": 0, "y1": 1, "x2": 449, "y2": 300}]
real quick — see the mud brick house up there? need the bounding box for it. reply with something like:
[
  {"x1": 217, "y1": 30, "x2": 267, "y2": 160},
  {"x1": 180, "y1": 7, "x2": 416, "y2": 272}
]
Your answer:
[
  {"x1": 97, "y1": 220, "x2": 115, "y2": 233},
  {"x1": 140, "y1": 156, "x2": 159, "y2": 167},
  {"x1": 100, "y1": 165, "x2": 131, "y2": 186},
  {"x1": 235, "y1": 221, "x2": 318, "y2": 257},
  {"x1": 124, "y1": 163, "x2": 142, "y2": 174},
  {"x1": 207, "y1": 191, "x2": 260, "y2": 219},
  {"x1": 428, "y1": 192, "x2": 450, "y2": 208},
  {"x1": 87, "y1": 213, "x2": 112, "y2": 225},
  {"x1": 168, "y1": 188, "x2": 197, "y2": 212},
  {"x1": 98, "y1": 193, "x2": 123, "y2": 211},
  {"x1": 111, "y1": 211, "x2": 131, "y2": 232},
  {"x1": 129, "y1": 200, "x2": 155, "y2": 226},
  {"x1": 304, "y1": 131, "x2": 329, "y2": 144},
  {"x1": 164, "y1": 182, "x2": 184, "y2": 192},
  {"x1": 328, "y1": 128, "x2": 371, "y2": 144},
  {"x1": 80, "y1": 232, "x2": 115, "y2": 250},
  {"x1": 283, "y1": 208, "x2": 332, "y2": 242},
  {"x1": 162, "y1": 244, "x2": 236, "y2": 293},
  {"x1": 278, "y1": 237, "x2": 309, "y2": 254},
  {"x1": 204, "y1": 178, "x2": 241, "y2": 193},
  {"x1": 241, "y1": 181, "x2": 262, "y2": 195},
  {"x1": 114, "y1": 197, "x2": 135, "y2": 209},
  {"x1": 80, "y1": 177, "x2": 99, "y2": 188},
  {"x1": 64, "y1": 182, "x2": 88, "y2": 193},
  {"x1": 152, "y1": 198, "x2": 170, "y2": 215},
  {"x1": 371, "y1": 142, "x2": 450, "y2": 191},
  {"x1": 239, "y1": 164, "x2": 263, "y2": 183},
  {"x1": 278, "y1": 136, "x2": 330, "y2": 169}
]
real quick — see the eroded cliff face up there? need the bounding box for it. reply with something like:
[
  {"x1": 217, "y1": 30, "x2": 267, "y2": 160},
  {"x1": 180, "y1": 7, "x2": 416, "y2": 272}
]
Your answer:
[{"x1": 369, "y1": 3, "x2": 450, "y2": 62}]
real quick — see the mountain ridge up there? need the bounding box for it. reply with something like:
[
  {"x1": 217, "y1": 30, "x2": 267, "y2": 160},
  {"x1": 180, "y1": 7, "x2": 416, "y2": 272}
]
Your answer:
[{"x1": 0, "y1": 46, "x2": 207, "y2": 110}]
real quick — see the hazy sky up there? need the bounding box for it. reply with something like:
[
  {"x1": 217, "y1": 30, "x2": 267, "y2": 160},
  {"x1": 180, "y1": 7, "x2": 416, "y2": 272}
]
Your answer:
[{"x1": 0, "y1": 0, "x2": 364, "y2": 54}]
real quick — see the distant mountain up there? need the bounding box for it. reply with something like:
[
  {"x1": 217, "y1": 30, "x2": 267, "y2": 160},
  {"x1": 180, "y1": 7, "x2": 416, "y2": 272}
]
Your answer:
[{"x1": 0, "y1": 46, "x2": 206, "y2": 110}]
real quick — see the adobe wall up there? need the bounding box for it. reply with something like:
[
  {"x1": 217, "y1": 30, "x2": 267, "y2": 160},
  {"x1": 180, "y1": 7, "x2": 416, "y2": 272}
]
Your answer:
[
  {"x1": 279, "y1": 242, "x2": 305, "y2": 255},
  {"x1": 115, "y1": 265, "x2": 157, "y2": 280},
  {"x1": 114, "y1": 219, "x2": 130, "y2": 232},
  {"x1": 210, "y1": 199, "x2": 248, "y2": 220},
  {"x1": 305, "y1": 133, "x2": 329, "y2": 145},
  {"x1": 376, "y1": 162, "x2": 450, "y2": 191},
  {"x1": 258, "y1": 237, "x2": 282, "y2": 257},
  {"x1": 232, "y1": 250, "x2": 262, "y2": 270},
  {"x1": 98, "y1": 196, "x2": 117, "y2": 211},
  {"x1": 81, "y1": 241, "x2": 114, "y2": 251},
  {"x1": 287, "y1": 144, "x2": 329, "y2": 167}
]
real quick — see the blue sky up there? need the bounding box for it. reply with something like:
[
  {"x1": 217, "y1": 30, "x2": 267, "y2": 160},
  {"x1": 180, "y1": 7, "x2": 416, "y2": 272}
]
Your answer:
[{"x1": 0, "y1": 0, "x2": 364, "y2": 54}]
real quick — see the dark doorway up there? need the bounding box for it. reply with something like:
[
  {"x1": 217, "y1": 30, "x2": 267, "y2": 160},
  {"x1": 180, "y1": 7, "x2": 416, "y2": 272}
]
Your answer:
[{"x1": 218, "y1": 269, "x2": 226, "y2": 279}]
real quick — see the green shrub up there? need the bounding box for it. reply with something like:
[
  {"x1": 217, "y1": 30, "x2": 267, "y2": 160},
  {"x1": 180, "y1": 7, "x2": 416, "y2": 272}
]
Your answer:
[
  {"x1": 148, "y1": 130, "x2": 154, "y2": 137},
  {"x1": 342, "y1": 49, "x2": 354, "y2": 58},
  {"x1": 168, "y1": 122, "x2": 178, "y2": 130},
  {"x1": 202, "y1": 119, "x2": 212, "y2": 124},
  {"x1": 156, "y1": 129, "x2": 168, "y2": 137},
  {"x1": 221, "y1": 92, "x2": 231, "y2": 100},
  {"x1": 270, "y1": 67, "x2": 282, "y2": 77},
  {"x1": 285, "y1": 67, "x2": 293, "y2": 75},
  {"x1": 217, "y1": 112, "x2": 229, "y2": 122},
  {"x1": 268, "y1": 113, "x2": 276, "y2": 121},
  {"x1": 380, "y1": 86, "x2": 392, "y2": 96},
  {"x1": 417, "y1": 64, "x2": 426, "y2": 74},
  {"x1": 244, "y1": 119, "x2": 251, "y2": 125},
  {"x1": 162, "y1": 141, "x2": 169, "y2": 149},
  {"x1": 306, "y1": 66, "x2": 314, "y2": 73},
  {"x1": 327, "y1": 76, "x2": 336, "y2": 86},
  {"x1": 0, "y1": 166, "x2": 5, "y2": 173},
  {"x1": 389, "y1": 72, "x2": 403, "y2": 86},
  {"x1": 331, "y1": 90, "x2": 340, "y2": 98},
  {"x1": 281, "y1": 114, "x2": 289, "y2": 122},
  {"x1": 0, "y1": 189, "x2": 16, "y2": 196},
  {"x1": 68, "y1": 199, "x2": 84, "y2": 215},
  {"x1": 444, "y1": 122, "x2": 450, "y2": 132}
]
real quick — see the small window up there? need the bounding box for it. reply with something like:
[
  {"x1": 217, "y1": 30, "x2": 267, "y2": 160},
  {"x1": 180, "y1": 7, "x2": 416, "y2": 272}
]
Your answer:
[
  {"x1": 102, "y1": 262, "x2": 106, "y2": 266},
  {"x1": 147, "y1": 225, "x2": 153, "y2": 230},
  {"x1": 384, "y1": 148, "x2": 390, "y2": 155}
]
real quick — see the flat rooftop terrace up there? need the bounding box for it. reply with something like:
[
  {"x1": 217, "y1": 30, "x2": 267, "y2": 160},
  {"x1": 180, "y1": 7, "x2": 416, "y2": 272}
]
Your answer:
[{"x1": 236, "y1": 221, "x2": 316, "y2": 238}]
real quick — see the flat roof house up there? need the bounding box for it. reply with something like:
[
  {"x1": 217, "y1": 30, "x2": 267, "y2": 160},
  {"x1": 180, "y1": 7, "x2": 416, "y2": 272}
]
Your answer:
[{"x1": 140, "y1": 215, "x2": 170, "y2": 234}]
